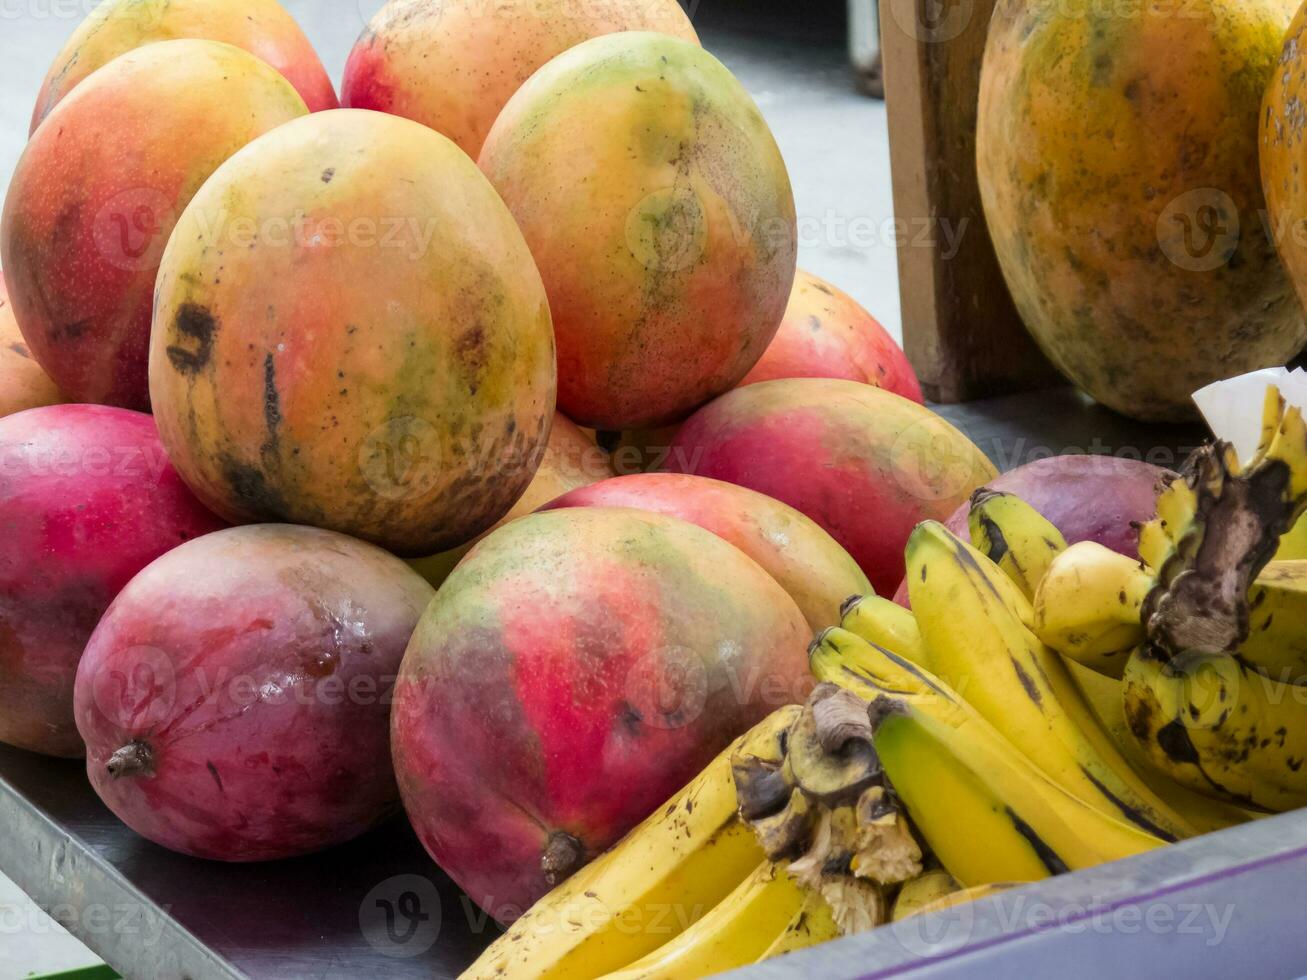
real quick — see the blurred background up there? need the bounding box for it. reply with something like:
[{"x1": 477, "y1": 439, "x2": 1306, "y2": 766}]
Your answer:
[{"x1": 0, "y1": 1, "x2": 896, "y2": 976}]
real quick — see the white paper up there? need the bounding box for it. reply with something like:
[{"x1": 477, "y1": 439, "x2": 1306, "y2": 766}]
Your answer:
[{"x1": 1192, "y1": 367, "x2": 1307, "y2": 465}]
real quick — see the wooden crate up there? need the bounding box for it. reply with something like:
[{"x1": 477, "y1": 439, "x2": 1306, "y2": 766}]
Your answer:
[{"x1": 880, "y1": 0, "x2": 1061, "y2": 402}]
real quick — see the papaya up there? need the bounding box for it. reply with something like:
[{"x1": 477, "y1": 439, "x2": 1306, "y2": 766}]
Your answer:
[
  {"x1": 1263, "y1": 2, "x2": 1307, "y2": 315},
  {"x1": 978, "y1": 0, "x2": 1303, "y2": 421}
]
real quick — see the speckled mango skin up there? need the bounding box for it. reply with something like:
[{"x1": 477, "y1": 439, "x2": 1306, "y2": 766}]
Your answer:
[
  {"x1": 739, "y1": 269, "x2": 923, "y2": 403},
  {"x1": 391, "y1": 507, "x2": 811, "y2": 920},
  {"x1": 0, "y1": 40, "x2": 308, "y2": 411},
  {"x1": 978, "y1": 0, "x2": 1303, "y2": 421},
  {"x1": 343, "y1": 0, "x2": 698, "y2": 158},
  {"x1": 544, "y1": 473, "x2": 872, "y2": 632},
  {"x1": 0, "y1": 405, "x2": 225, "y2": 758},
  {"x1": 1262, "y1": 5, "x2": 1307, "y2": 314},
  {"x1": 0, "y1": 272, "x2": 63, "y2": 419},
  {"x1": 478, "y1": 32, "x2": 797, "y2": 431},
  {"x1": 31, "y1": 0, "x2": 337, "y2": 131},
  {"x1": 149, "y1": 109, "x2": 557, "y2": 556},
  {"x1": 74, "y1": 525, "x2": 433, "y2": 861},
  {"x1": 663, "y1": 379, "x2": 997, "y2": 595},
  {"x1": 407, "y1": 413, "x2": 613, "y2": 587}
]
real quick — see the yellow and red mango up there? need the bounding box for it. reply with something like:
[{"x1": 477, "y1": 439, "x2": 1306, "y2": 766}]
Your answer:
[
  {"x1": 75, "y1": 525, "x2": 433, "y2": 861},
  {"x1": 739, "y1": 269, "x2": 922, "y2": 403},
  {"x1": 392, "y1": 507, "x2": 811, "y2": 920},
  {"x1": 978, "y1": 0, "x2": 1302, "y2": 421},
  {"x1": 408, "y1": 413, "x2": 613, "y2": 588},
  {"x1": 0, "y1": 405, "x2": 225, "y2": 758},
  {"x1": 0, "y1": 272, "x2": 62, "y2": 419},
  {"x1": 479, "y1": 32, "x2": 797, "y2": 431},
  {"x1": 31, "y1": 0, "x2": 336, "y2": 130},
  {"x1": 544, "y1": 473, "x2": 871, "y2": 632},
  {"x1": 663, "y1": 379, "x2": 996, "y2": 595},
  {"x1": 343, "y1": 0, "x2": 698, "y2": 158},
  {"x1": 1, "y1": 40, "x2": 308, "y2": 411},
  {"x1": 149, "y1": 109, "x2": 557, "y2": 556}
]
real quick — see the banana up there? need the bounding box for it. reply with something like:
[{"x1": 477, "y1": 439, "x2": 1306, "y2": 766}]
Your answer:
[
  {"x1": 1274, "y1": 514, "x2": 1307, "y2": 561},
  {"x1": 756, "y1": 888, "x2": 842, "y2": 961},
  {"x1": 1122, "y1": 647, "x2": 1307, "y2": 813},
  {"x1": 911, "y1": 882, "x2": 1022, "y2": 917},
  {"x1": 1032, "y1": 541, "x2": 1153, "y2": 679},
  {"x1": 462, "y1": 707, "x2": 799, "y2": 980},
  {"x1": 1240, "y1": 561, "x2": 1307, "y2": 684},
  {"x1": 891, "y1": 870, "x2": 961, "y2": 921},
  {"x1": 840, "y1": 594, "x2": 928, "y2": 667},
  {"x1": 870, "y1": 698, "x2": 1164, "y2": 885},
  {"x1": 598, "y1": 861, "x2": 808, "y2": 980},
  {"x1": 905, "y1": 521, "x2": 1195, "y2": 841},
  {"x1": 809, "y1": 628, "x2": 946, "y2": 703},
  {"x1": 811, "y1": 630, "x2": 1168, "y2": 875},
  {"x1": 1067, "y1": 661, "x2": 1258, "y2": 834},
  {"x1": 967, "y1": 489, "x2": 1068, "y2": 600}
]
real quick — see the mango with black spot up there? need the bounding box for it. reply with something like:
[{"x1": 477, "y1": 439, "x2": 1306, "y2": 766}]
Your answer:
[{"x1": 149, "y1": 109, "x2": 557, "y2": 556}]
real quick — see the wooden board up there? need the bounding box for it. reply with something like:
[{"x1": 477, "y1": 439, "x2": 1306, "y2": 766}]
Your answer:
[{"x1": 880, "y1": 0, "x2": 1061, "y2": 402}]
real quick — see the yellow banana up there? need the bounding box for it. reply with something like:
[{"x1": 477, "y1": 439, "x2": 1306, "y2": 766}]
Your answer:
[
  {"x1": 905, "y1": 521, "x2": 1195, "y2": 842},
  {"x1": 598, "y1": 861, "x2": 808, "y2": 980},
  {"x1": 810, "y1": 630, "x2": 1168, "y2": 875},
  {"x1": 967, "y1": 489, "x2": 1068, "y2": 600},
  {"x1": 840, "y1": 594, "x2": 928, "y2": 667},
  {"x1": 1240, "y1": 561, "x2": 1307, "y2": 684},
  {"x1": 756, "y1": 888, "x2": 841, "y2": 961},
  {"x1": 891, "y1": 870, "x2": 961, "y2": 921},
  {"x1": 1274, "y1": 514, "x2": 1307, "y2": 561},
  {"x1": 1122, "y1": 648, "x2": 1307, "y2": 813},
  {"x1": 870, "y1": 698, "x2": 1164, "y2": 886},
  {"x1": 911, "y1": 882, "x2": 1022, "y2": 917},
  {"x1": 462, "y1": 707, "x2": 799, "y2": 980},
  {"x1": 1033, "y1": 541, "x2": 1153, "y2": 679},
  {"x1": 1067, "y1": 661, "x2": 1258, "y2": 834}
]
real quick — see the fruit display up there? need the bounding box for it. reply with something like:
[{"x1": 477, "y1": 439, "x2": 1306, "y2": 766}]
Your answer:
[
  {"x1": 8, "y1": 0, "x2": 1307, "y2": 973},
  {"x1": 664, "y1": 378, "x2": 996, "y2": 594},
  {"x1": 978, "y1": 0, "x2": 1304, "y2": 421},
  {"x1": 390, "y1": 507, "x2": 813, "y2": 919},
  {"x1": 0, "y1": 405, "x2": 225, "y2": 757},
  {"x1": 479, "y1": 32, "x2": 797, "y2": 430},
  {"x1": 543, "y1": 472, "x2": 873, "y2": 632},
  {"x1": 1, "y1": 40, "x2": 308, "y2": 410},
  {"x1": 0, "y1": 271, "x2": 62, "y2": 418},
  {"x1": 343, "y1": 0, "x2": 698, "y2": 157},
  {"x1": 30, "y1": 0, "x2": 337, "y2": 128},
  {"x1": 75, "y1": 524, "x2": 433, "y2": 860},
  {"x1": 149, "y1": 109, "x2": 556, "y2": 555},
  {"x1": 738, "y1": 269, "x2": 923, "y2": 403}
]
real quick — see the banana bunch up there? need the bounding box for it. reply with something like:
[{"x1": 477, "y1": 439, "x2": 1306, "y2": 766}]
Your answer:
[
  {"x1": 466, "y1": 697, "x2": 929, "y2": 980},
  {"x1": 963, "y1": 487, "x2": 1270, "y2": 823}
]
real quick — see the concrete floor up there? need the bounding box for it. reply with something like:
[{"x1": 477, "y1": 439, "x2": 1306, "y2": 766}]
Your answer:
[{"x1": 0, "y1": 2, "x2": 899, "y2": 976}]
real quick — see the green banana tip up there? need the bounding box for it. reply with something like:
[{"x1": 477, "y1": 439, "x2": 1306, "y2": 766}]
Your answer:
[
  {"x1": 839, "y1": 594, "x2": 867, "y2": 619},
  {"x1": 807, "y1": 627, "x2": 836, "y2": 661}
]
